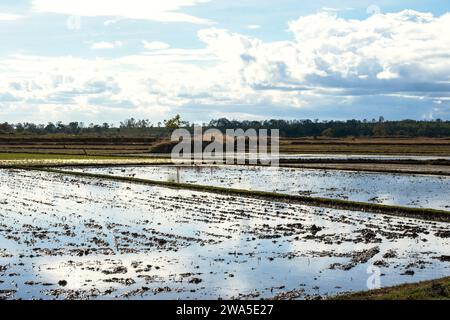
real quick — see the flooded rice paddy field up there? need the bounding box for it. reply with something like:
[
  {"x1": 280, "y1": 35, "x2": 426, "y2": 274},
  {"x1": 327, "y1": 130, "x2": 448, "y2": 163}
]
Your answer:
[
  {"x1": 274, "y1": 154, "x2": 450, "y2": 161},
  {"x1": 141, "y1": 154, "x2": 450, "y2": 161},
  {"x1": 0, "y1": 169, "x2": 449, "y2": 300},
  {"x1": 66, "y1": 165, "x2": 450, "y2": 211}
]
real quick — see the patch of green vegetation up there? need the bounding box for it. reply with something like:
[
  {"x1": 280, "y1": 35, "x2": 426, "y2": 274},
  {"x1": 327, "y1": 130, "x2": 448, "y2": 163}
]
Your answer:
[
  {"x1": 17, "y1": 166, "x2": 450, "y2": 222},
  {"x1": 333, "y1": 277, "x2": 450, "y2": 300}
]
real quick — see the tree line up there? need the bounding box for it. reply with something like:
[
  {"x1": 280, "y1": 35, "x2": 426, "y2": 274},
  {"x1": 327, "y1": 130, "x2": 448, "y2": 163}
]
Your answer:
[
  {"x1": 207, "y1": 117, "x2": 450, "y2": 137},
  {"x1": 0, "y1": 117, "x2": 449, "y2": 138},
  {"x1": 0, "y1": 119, "x2": 164, "y2": 136}
]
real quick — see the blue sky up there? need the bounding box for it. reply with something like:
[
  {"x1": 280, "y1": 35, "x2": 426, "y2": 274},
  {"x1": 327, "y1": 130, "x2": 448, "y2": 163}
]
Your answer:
[{"x1": 0, "y1": 0, "x2": 450, "y2": 123}]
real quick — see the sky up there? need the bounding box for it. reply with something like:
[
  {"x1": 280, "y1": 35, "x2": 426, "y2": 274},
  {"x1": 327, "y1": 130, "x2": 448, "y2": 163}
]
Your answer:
[{"x1": 1, "y1": 0, "x2": 450, "y2": 124}]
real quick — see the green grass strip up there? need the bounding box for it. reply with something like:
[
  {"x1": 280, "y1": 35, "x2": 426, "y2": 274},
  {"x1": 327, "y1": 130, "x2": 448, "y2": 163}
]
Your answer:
[
  {"x1": 15, "y1": 166, "x2": 450, "y2": 222},
  {"x1": 332, "y1": 276, "x2": 450, "y2": 300}
]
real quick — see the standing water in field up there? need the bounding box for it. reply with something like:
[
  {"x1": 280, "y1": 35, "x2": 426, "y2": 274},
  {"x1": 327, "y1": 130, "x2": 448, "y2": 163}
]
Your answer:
[
  {"x1": 66, "y1": 165, "x2": 450, "y2": 211},
  {"x1": 0, "y1": 169, "x2": 449, "y2": 300}
]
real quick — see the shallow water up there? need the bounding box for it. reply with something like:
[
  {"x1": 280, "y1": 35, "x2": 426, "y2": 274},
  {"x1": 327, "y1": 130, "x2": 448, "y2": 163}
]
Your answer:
[
  {"x1": 67, "y1": 165, "x2": 450, "y2": 211},
  {"x1": 273, "y1": 154, "x2": 450, "y2": 161},
  {"x1": 140, "y1": 153, "x2": 450, "y2": 161},
  {"x1": 0, "y1": 169, "x2": 449, "y2": 300}
]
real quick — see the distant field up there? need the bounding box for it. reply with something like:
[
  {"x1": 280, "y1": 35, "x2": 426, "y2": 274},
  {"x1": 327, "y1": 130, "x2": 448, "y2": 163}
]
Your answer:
[
  {"x1": 0, "y1": 136, "x2": 450, "y2": 156},
  {"x1": 0, "y1": 153, "x2": 126, "y2": 161},
  {"x1": 0, "y1": 136, "x2": 157, "y2": 156},
  {"x1": 282, "y1": 137, "x2": 450, "y2": 144},
  {"x1": 280, "y1": 137, "x2": 450, "y2": 155}
]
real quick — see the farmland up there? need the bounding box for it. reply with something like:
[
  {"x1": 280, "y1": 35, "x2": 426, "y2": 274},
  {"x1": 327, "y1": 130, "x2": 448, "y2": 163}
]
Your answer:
[
  {"x1": 0, "y1": 137, "x2": 449, "y2": 300},
  {"x1": 0, "y1": 137, "x2": 158, "y2": 156},
  {"x1": 279, "y1": 137, "x2": 450, "y2": 155},
  {"x1": 0, "y1": 169, "x2": 449, "y2": 300},
  {"x1": 1, "y1": 136, "x2": 450, "y2": 156},
  {"x1": 3, "y1": 0, "x2": 450, "y2": 307}
]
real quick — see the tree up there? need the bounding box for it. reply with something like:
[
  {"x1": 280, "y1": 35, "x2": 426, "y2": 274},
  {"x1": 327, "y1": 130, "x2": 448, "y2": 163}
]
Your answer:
[
  {"x1": 0, "y1": 122, "x2": 13, "y2": 133},
  {"x1": 68, "y1": 122, "x2": 81, "y2": 134},
  {"x1": 45, "y1": 122, "x2": 57, "y2": 134},
  {"x1": 321, "y1": 128, "x2": 335, "y2": 137},
  {"x1": 164, "y1": 114, "x2": 182, "y2": 129},
  {"x1": 120, "y1": 118, "x2": 137, "y2": 128},
  {"x1": 373, "y1": 123, "x2": 386, "y2": 136}
]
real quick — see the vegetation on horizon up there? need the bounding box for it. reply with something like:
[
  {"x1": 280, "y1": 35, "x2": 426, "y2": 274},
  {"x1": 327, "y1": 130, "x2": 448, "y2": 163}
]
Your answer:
[{"x1": 0, "y1": 116, "x2": 449, "y2": 138}]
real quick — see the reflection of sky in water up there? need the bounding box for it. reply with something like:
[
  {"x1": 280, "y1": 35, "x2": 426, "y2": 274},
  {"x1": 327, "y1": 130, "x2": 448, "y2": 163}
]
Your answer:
[
  {"x1": 68, "y1": 165, "x2": 450, "y2": 211},
  {"x1": 0, "y1": 169, "x2": 449, "y2": 300},
  {"x1": 160, "y1": 154, "x2": 450, "y2": 161},
  {"x1": 268, "y1": 154, "x2": 450, "y2": 161}
]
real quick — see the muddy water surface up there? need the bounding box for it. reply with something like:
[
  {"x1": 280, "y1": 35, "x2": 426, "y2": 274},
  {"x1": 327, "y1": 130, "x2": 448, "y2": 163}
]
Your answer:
[
  {"x1": 67, "y1": 165, "x2": 450, "y2": 211},
  {"x1": 0, "y1": 169, "x2": 449, "y2": 300}
]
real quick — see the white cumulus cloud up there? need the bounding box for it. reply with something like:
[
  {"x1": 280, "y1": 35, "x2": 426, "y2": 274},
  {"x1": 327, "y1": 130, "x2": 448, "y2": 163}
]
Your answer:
[
  {"x1": 91, "y1": 41, "x2": 123, "y2": 49},
  {"x1": 206, "y1": 10, "x2": 450, "y2": 99},
  {"x1": 2, "y1": 10, "x2": 450, "y2": 122},
  {"x1": 143, "y1": 41, "x2": 170, "y2": 51},
  {"x1": 0, "y1": 13, "x2": 23, "y2": 21},
  {"x1": 247, "y1": 24, "x2": 261, "y2": 30}
]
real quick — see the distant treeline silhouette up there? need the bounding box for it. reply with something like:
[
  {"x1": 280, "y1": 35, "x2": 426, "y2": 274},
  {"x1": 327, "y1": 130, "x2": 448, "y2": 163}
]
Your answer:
[
  {"x1": 0, "y1": 117, "x2": 449, "y2": 138},
  {"x1": 207, "y1": 118, "x2": 450, "y2": 138}
]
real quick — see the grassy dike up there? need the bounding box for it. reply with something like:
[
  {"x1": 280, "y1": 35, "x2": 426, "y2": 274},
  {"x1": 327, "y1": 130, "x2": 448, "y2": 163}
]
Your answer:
[
  {"x1": 332, "y1": 277, "x2": 450, "y2": 300},
  {"x1": 16, "y1": 166, "x2": 450, "y2": 223}
]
